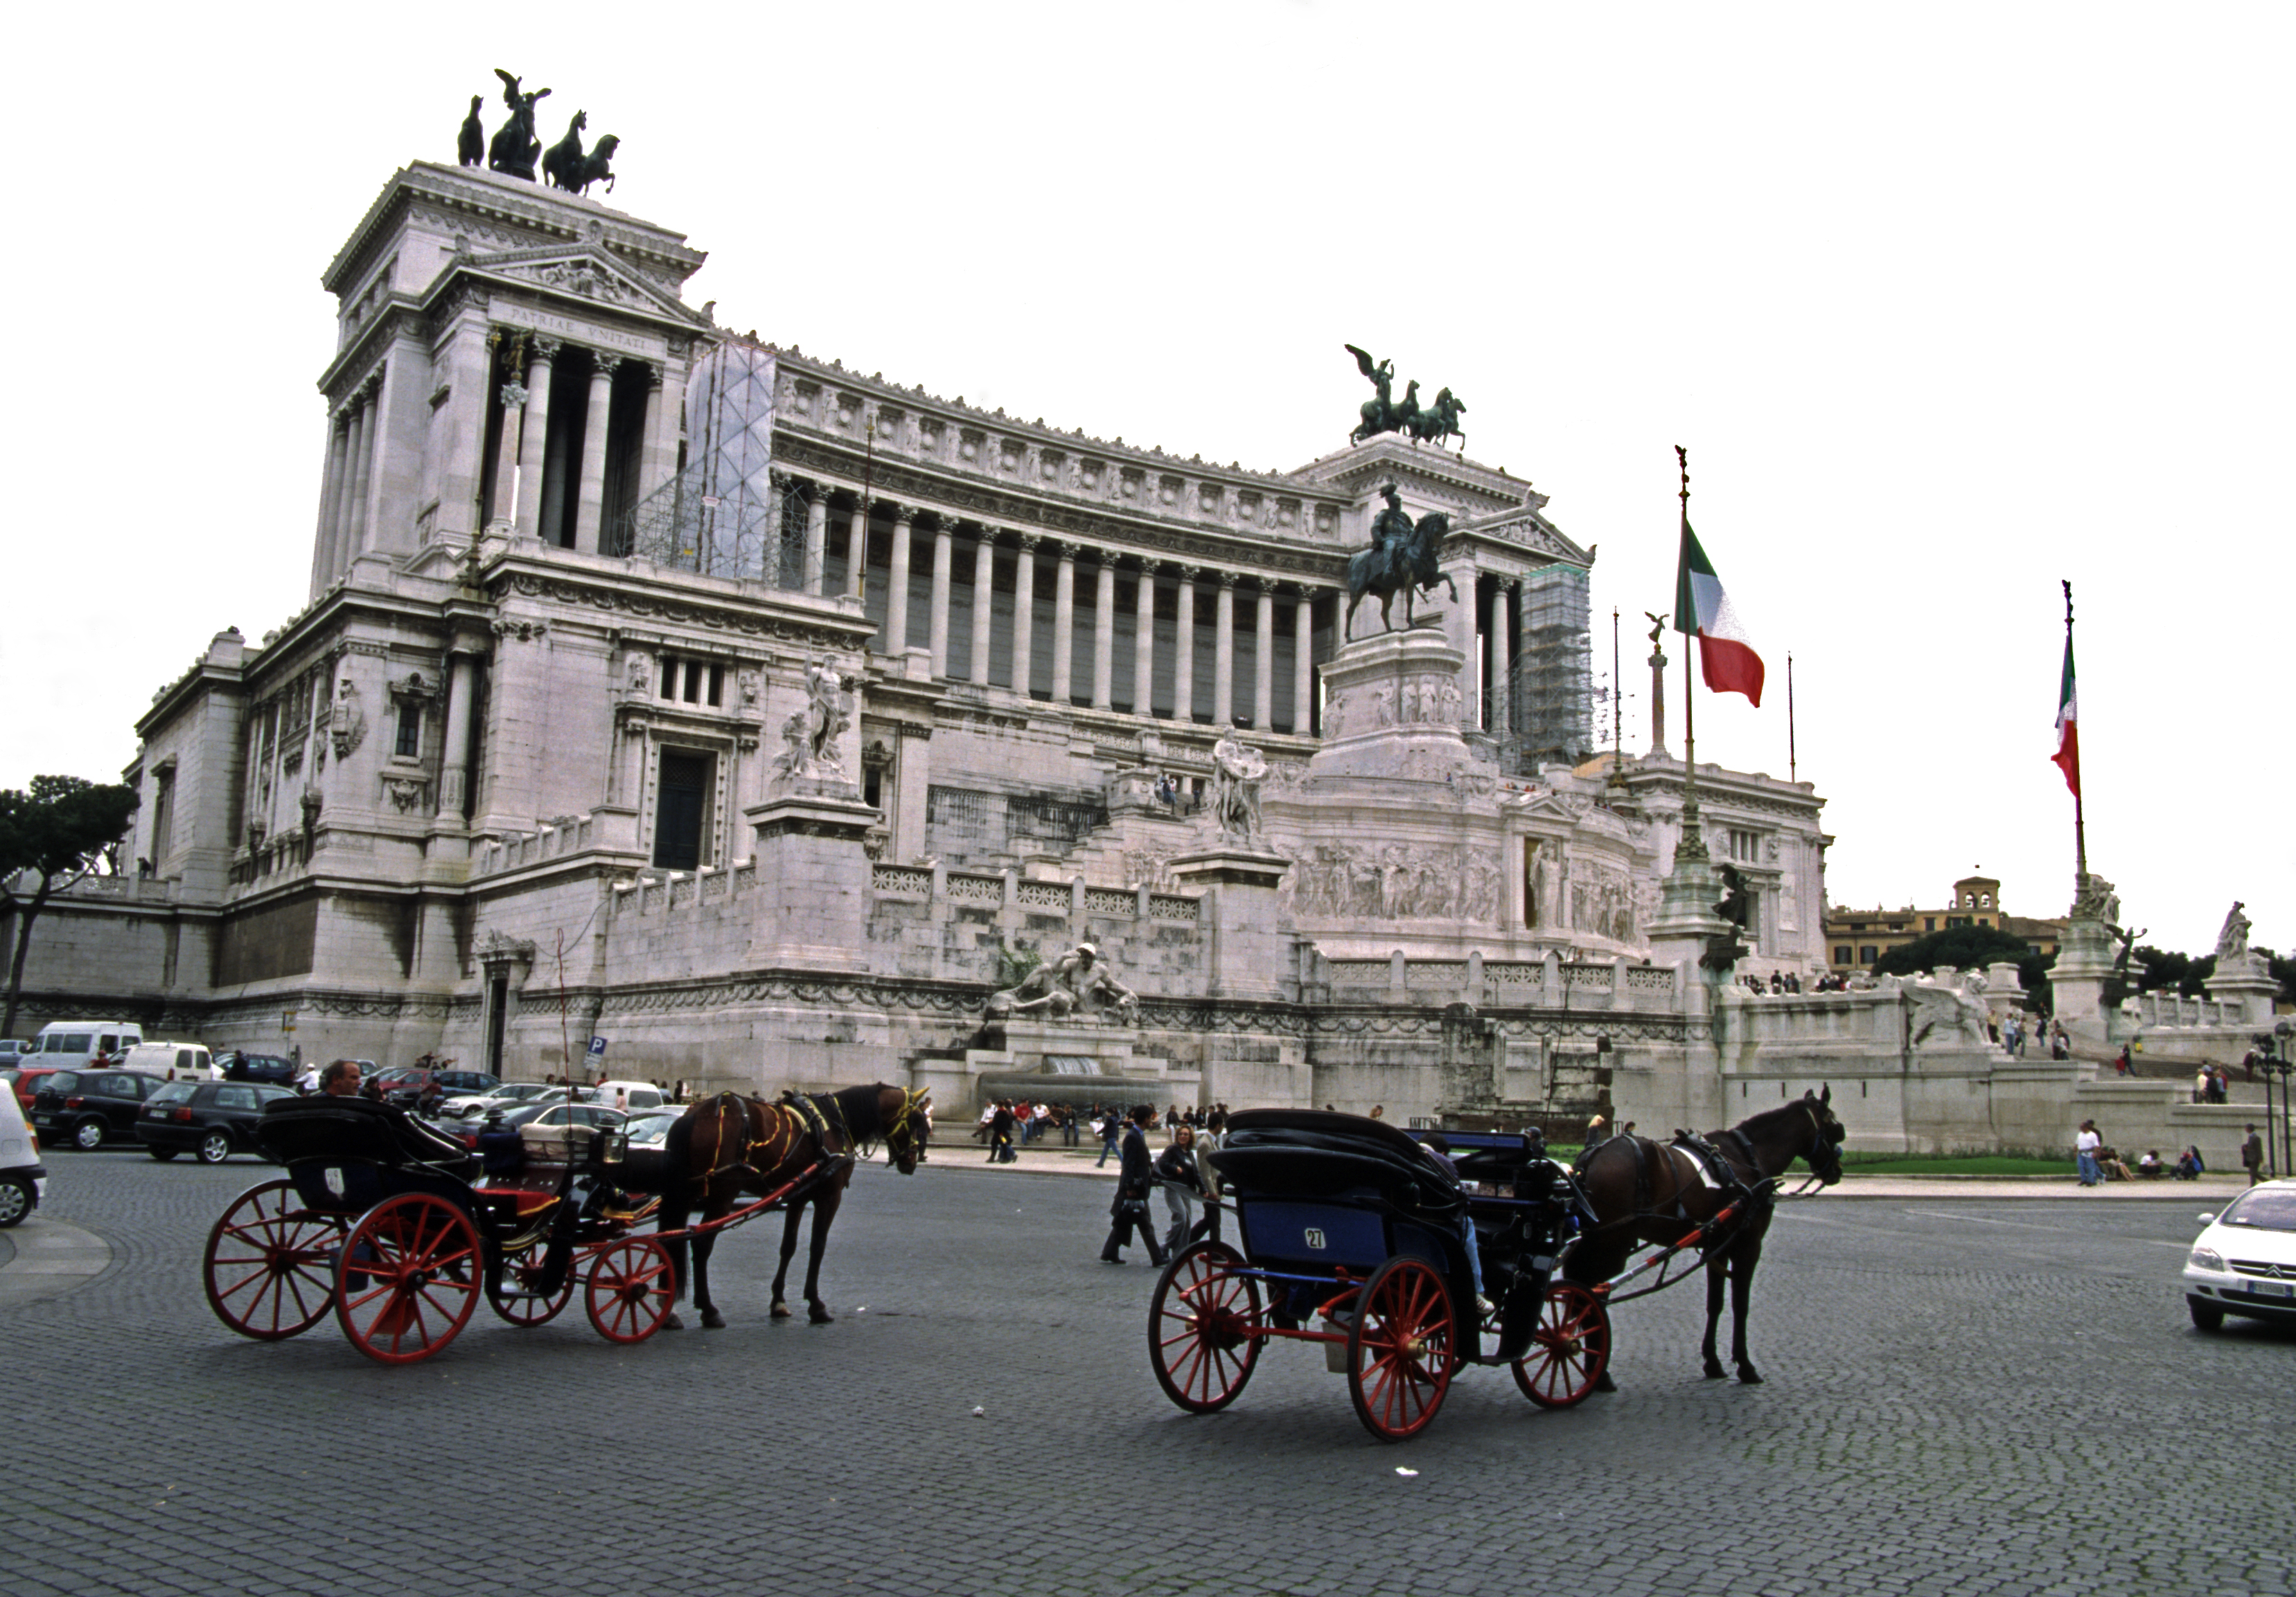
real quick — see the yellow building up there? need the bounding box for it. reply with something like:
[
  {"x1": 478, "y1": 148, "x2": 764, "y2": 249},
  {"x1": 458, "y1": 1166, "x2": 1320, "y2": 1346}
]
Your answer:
[{"x1": 1825, "y1": 874, "x2": 2065, "y2": 974}]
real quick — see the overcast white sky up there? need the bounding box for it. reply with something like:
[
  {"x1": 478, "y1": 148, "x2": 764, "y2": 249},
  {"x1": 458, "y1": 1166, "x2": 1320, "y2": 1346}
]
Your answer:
[{"x1": 2, "y1": 3, "x2": 2286, "y2": 956}]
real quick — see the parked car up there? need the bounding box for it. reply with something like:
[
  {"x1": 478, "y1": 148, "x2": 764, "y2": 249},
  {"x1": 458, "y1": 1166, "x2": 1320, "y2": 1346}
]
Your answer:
[
  {"x1": 119, "y1": 1041, "x2": 217, "y2": 1082},
  {"x1": 0, "y1": 1039, "x2": 34, "y2": 1068},
  {"x1": 0, "y1": 1078, "x2": 44, "y2": 1226},
  {"x1": 619, "y1": 1108, "x2": 682, "y2": 1192},
  {"x1": 440, "y1": 1081, "x2": 554, "y2": 1119},
  {"x1": 382, "y1": 1068, "x2": 500, "y2": 1114},
  {"x1": 32, "y1": 1069, "x2": 164, "y2": 1150},
  {"x1": 218, "y1": 1052, "x2": 298, "y2": 1087},
  {"x1": 2184, "y1": 1179, "x2": 2296, "y2": 1331},
  {"x1": 10, "y1": 1067, "x2": 64, "y2": 1116},
  {"x1": 452, "y1": 1100, "x2": 626, "y2": 1151},
  {"x1": 136, "y1": 1079, "x2": 299, "y2": 1163},
  {"x1": 588, "y1": 1079, "x2": 668, "y2": 1114}
]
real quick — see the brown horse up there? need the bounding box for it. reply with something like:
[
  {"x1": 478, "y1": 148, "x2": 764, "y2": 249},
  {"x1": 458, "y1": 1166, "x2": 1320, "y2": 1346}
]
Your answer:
[
  {"x1": 655, "y1": 1082, "x2": 930, "y2": 1330},
  {"x1": 1564, "y1": 1087, "x2": 1844, "y2": 1386}
]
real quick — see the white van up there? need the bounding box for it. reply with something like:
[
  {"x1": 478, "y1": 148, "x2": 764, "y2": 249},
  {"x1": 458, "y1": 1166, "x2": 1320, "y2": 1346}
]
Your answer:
[
  {"x1": 590, "y1": 1079, "x2": 666, "y2": 1114},
  {"x1": 118, "y1": 1041, "x2": 216, "y2": 1082},
  {"x1": 0, "y1": 1077, "x2": 44, "y2": 1227},
  {"x1": 33, "y1": 1021, "x2": 145, "y2": 1064}
]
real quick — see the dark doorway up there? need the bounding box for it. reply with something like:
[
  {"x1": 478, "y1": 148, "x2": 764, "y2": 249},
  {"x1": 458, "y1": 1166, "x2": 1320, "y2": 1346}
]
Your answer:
[
  {"x1": 654, "y1": 749, "x2": 710, "y2": 870},
  {"x1": 486, "y1": 975, "x2": 509, "y2": 1076}
]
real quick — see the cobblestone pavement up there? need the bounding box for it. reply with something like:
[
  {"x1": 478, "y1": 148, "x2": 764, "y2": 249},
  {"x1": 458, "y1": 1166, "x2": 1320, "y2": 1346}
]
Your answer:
[{"x1": 8, "y1": 1148, "x2": 2292, "y2": 1597}]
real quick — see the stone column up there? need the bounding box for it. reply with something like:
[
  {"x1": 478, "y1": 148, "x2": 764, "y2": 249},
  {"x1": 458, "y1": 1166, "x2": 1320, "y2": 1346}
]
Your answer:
[
  {"x1": 488, "y1": 351, "x2": 527, "y2": 531},
  {"x1": 928, "y1": 518, "x2": 955, "y2": 676},
  {"x1": 1092, "y1": 556, "x2": 1116, "y2": 710},
  {"x1": 346, "y1": 382, "x2": 380, "y2": 558},
  {"x1": 1011, "y1": 536, "x2": 1039, "y2": 695},
  {"x1": 884, "y1": 507, "x2": 912, "y2": 655},
  {"x1": 1133, "y1": 561, "x2": 1158, "y2": 716},
  {"x1": 1172, "y1": 568, "x2": 1197, "y2": 723},
  {"x1": 328, "y1": 405, "x2": 364, "y2": 579},
  {"x1": 1490, "y1": 579, "x2": 1513, "y2": 736},
  {"x1": 645, "y1": 353, "x2": 686, "y2": 503},
  {"x1": 846, "y1": 503, "x2": 869, "y2": 599},
  {"x1": 804, "y1": 485, "x2": 829, "y2": 596},
  {"x1": 513, "y1": 337, "x2": 559, "y2": 538},
  {"x1": 572, "y1": 354, "x2": 620, "y2": 555},
  {"x1": 1253, "y1": 577, "x2": 1275, "y2": 730},
  {"x1": 310, "y1": 414, "x2": 349, "y2": 594},
  {"x1": 1293, "y1": 586, "x2": 1316, "y2": 734},
  {"x1": 970, "y1": 530, "x2": 996, "y2": 685},
  {"x1": 435, "y1": 647, "x2": 482, "y2": 820},
  {"x1": 1051, "y1": 542, "x2": 1076, "y2": 705},
  {"x1": 633, "y1": 363, "x2": 664, "y2": 505},
  {"x1": 1214, "y1": 573, "x2": 1237, "y2": 727}
]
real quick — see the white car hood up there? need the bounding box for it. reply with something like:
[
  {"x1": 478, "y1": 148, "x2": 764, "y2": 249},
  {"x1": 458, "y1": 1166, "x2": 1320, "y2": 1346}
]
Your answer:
[{"x1": 2199, "y1": 1220, "x2": 2296, "y2": 1267}]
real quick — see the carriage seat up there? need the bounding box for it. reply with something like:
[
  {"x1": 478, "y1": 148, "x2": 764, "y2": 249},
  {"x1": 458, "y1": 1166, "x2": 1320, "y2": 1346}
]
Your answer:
[
  {"x1": 1209, "y1": 1109, "x2": 1465, "y2": 1221},
  {"x1": 253, "y1": 1095, "x2": 481, "y2": 1179}
]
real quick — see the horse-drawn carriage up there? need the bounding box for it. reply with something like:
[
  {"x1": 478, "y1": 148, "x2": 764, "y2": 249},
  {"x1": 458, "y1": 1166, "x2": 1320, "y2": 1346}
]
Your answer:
[
  {"x1": 201, "y1": 1088, "x2": 881, "y2": 1364},
  {"x1": 1149, "y1": 1110, "x2": 1611, "y2": 1441},
  {"x1": 1150, "y1": 1093, "x2": 1846, "y2": 1440}
]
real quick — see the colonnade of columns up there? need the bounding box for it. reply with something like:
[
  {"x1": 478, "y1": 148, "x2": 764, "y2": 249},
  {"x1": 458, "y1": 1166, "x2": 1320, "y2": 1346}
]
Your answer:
[
  {"x1": 310, "y1": 370, "x2": 385, "y2": 590},
  {"x1": 489, "y1": 331, "x2": 680, "y2": 554},
  {"x1": 813, "y1": 487, "x2": 1326, "y2": 734}
]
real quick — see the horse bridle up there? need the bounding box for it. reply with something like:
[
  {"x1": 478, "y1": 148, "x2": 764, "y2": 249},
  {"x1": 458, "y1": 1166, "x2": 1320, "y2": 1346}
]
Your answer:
[
  {"x1": 882, "y1": 1088, "x2": 931, "y2": 1167},
  {"x1": 1801, "y1": 1102, "x2": 1844, "y2": 1185}
]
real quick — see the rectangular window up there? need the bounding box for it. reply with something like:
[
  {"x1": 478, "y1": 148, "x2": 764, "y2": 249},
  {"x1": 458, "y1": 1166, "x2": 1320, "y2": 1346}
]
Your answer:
[
  {"x1": 684, "y1": 660, "x2": 703, "y2": 703},
  {"x1": 395, "y1": 703, "x2": 421, "y2": 759},
  {"x1": 1859, "y1": 946, "x2": 1878, "y2": 964},
  {"x1": 653, "y1": 748, "x2": 711, "y2": 870},
  {"x1": 708, "y1": 664, "x2": 724, "y2": 707},
  {"x1": 1833, "y1": 946, "x2": 1852, "y2": 965},
  {"x1": 1924, "y1": 917, "x2": 1934, "y2": 931},
  {"x1": 660, "y1": 658, "x2": 676, "y2": 700}
]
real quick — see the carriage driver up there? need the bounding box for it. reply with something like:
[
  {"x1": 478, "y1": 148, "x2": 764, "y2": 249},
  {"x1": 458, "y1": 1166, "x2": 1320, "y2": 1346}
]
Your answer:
[
  {"x1": 319, "y1": 1059, "x2": 362, "y2": 1097},
  {"x1": 1419, "y1": 1134, "x2": 1490, "y2": 1313}
]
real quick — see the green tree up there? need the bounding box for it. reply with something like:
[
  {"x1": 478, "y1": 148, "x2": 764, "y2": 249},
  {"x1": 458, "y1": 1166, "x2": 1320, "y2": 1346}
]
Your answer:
[
  {"x1": 1871, "y1": 924, "x2": 2034, "y2": 980},
  {"x1": 0, "y1": 775, "x2": 141, "y2": 1039}
]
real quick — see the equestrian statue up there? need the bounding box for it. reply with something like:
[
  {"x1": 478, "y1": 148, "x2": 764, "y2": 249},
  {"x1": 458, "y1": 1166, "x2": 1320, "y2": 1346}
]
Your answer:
[
  {"x1": 1345, "y1": 345, "x2": 1466, "y2": 450},
  {"x1": 542, "y1": 110, "x2": 621, "y2": 195},
  {"x1": 1343, "y1": 482, "x2": 1457, "y2": 638},
  {"x1": 487, "y1": 69, "x2": 551, "y2": 181}
]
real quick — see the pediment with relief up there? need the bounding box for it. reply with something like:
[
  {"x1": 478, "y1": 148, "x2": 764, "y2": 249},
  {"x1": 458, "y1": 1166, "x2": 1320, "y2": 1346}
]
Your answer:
[{"x1": 470, "y1": 247, "x2": 703, "y2": 324}]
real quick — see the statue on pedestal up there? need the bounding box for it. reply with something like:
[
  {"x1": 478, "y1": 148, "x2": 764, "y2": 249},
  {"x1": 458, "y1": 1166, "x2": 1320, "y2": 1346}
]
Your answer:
[
  {"x1": 487, "y1": 69, "x2": 551, "y2": 182},
  {"x1": 1208, "y1": 723, "x2": 1267, "y2": 842},
  {"x1": 2069, "y1": 873, "x2": 2119, "y2": 926},
  {"x1": 456, "y1": 96, "x2": 486, "y2": 167},
  {"x1": 542, "y1": 110, "x2": 621, "y2": 196},
  {"x1": 1345, "y1": 346, "x2": 1466, "y2": 450},
  {"x1": 2216, "y1": 901, "x2": 2252, "y2": 964},
  {"x1": 772, "y1": 658, "x2": 853, "y2": 783},
  {"x1": 1343, "y1": 482, "x2": 1456, "y2": 637}
]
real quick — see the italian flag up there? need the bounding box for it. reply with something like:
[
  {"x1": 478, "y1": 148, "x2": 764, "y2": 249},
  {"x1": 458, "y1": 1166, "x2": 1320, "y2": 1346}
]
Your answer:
[
  {"x1": 2051, "y1": 633, "x2": 2081, "y2": 796},
  {"x1": 1673, "y1": 518, "x2": 1765, "y2": 706}
]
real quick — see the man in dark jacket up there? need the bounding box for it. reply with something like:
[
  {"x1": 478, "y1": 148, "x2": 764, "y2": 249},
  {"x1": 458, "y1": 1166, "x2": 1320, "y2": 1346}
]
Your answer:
[
  {"x1": 1101, "y1": 1104, "x2": 1166, "y2": 1266},
  {"x1": 987, "y1": 1099, "x2": 1016, "y2": 1165}
]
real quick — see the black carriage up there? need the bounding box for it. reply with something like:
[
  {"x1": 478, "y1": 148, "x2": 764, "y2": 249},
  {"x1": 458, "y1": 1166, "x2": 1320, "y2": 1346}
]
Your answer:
[{"x1": 1149, "y1": 1109, "x2": 1611, "y2": 1441}]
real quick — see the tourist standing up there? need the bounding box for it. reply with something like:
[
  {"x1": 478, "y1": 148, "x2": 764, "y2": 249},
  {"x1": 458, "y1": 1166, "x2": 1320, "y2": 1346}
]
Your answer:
[
  {"x1": 1155, "y1": 1124, "x2": 1203, "y2": 1257},
  {"x1": 1102, "y1": 1106, "x2": 1166, "y2": 1267},
  {"x1": 987, "y1": 1100, "x2": 1015, "y2": 1165},
  {"x1": 1192, "y1": 1110, "x2": 1227, "y2": 1245},
  {"x1": 2243, "y1": 1124, "x2": 2266, "y2": 1185},
  {"x1": 2194, "y1": 1066, "x2": 2211, "y2": 1104},
  {"x1": 2074, "y1": 1120, "x2": 2102, "y2": 1188}
]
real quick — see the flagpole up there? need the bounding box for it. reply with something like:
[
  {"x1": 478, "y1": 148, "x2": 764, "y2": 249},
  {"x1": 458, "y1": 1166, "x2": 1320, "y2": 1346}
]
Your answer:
[
  {"x1": 2063, "y1": 579, "x2": 2085, "y2": 884},
  {"x1": 1787, "y1": 652, "x2": 1796, "y2": 784},
  {"x1": 1676, "y1": 445, "x2": 1705, "y2": 861},
  {"x1": 1609, "y1": 607, "x2": 1625, "y2": 790}
]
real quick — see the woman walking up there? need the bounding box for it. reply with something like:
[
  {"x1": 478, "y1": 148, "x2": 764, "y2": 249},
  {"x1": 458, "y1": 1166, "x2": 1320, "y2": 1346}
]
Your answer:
[{"x1": 1155, "y1": 1124, "x2": 1203, "y2": 1257}]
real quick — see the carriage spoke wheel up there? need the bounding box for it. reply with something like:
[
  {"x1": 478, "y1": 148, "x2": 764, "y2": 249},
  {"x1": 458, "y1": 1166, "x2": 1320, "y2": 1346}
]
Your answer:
[
  {"x1": 584, "y1": 1237, "x2": 674, "y2": 1344},
  {"x1": 204, "y1": 1179, "x2": 345, "y2": 1341},
  {"x1": 333, "y1": 1192, "x2": 481, "y2": 1365},
  {"x1": 486, "y1": 1240, "x2": 574, "y2": 1328},
  {"x1": 1148, "y1": 1242, "x2": 1262, "y2": 1414},
  {"x1": 1512, "y1": 1281, "x2": 1611, "y2": 1409},
  {"x1": 1346, "y1": 1256, "x2": 1455, "y2": 1442}
]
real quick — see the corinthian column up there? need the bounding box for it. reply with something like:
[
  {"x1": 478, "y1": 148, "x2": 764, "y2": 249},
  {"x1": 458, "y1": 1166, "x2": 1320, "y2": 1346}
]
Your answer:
[
  {"x1": 513, "y1": 337, "x2": 558, "y2": 539},
  {"x1": 345, "y1": 381, "x2": 380, "y2": 559},
  {"x1": 1172, "y1": 568, "x2": 1196, "y2": 723},
  {"x1": 1011, "y1": 536, "x2": 1039, "y2": 696},
  {"x1": 1051, "y1": 542, "x2": 1076, "y2": 705},
  {"x1": 970, "y1": 530, "x2": 996, "y2": 685},
  {"x1": 885, "y1": 507, "x2": 913, "y2": 655},
  {"x1": 1133, "y1": 561, "x2": 1158, "y2": 716},
  {"x1": 572, "y1": 354, "x2": 620, "y2": 555},
  {"x1": 1253, "y1": 576, "x2": 1275, "y2": 730},
  {"x1": 1490, "y1": 579, "x2": 1515, "y2": 735},
  {"x1": 1293, "y1": 585, "x2": 1316, "y2": 734},
  {"x1": 1091, "y1": 556, "x2": 1116, "y2": 711},
  {"x1": 928, "y1": 518, "x2": 955, "y2": 677},
  {"x1": 804, "y1": 485, "x2": 829, "y2": 596},
  {"x1": 435, "y1": 647, "x2": 482, "y2": 820},
  {"x1": 1213, "y1": 572, "x2": 1237, "y2": 727},
  {"x1": 310, "y1": 412, "x2": 349, "y2": 592}
]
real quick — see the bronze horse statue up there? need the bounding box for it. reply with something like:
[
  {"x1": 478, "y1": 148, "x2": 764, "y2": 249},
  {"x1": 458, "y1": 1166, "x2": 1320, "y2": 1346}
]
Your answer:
[
  {"x1": 1406, "y1": 387, "x2": 1466, "y2": 450},
  {"x1": 1343, "y1": 504, "x2": 1456, "y2": 638},
  {"x1": 655, "y1": 1083, "x2": 930, "y2": 1329},
  {"x1": 1565, "y1": 1087, "x2": 1844, "y2": 1386},
  {"x1": 487, "y1": 69, "x2": 550, "y2": 180},
  {"x1": 543, "y1": 113, "x2": 621, "y2": 195}
]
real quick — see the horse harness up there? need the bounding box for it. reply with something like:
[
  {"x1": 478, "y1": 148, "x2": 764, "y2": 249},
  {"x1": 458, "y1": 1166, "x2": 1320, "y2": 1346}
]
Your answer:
[{"x1": 695, "y1": 1088, "x2": 930, "y2": 1194}]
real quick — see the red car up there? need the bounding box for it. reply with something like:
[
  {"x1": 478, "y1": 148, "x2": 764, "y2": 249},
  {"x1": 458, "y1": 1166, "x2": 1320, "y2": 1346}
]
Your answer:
[{"x1": 8, "y1": 1067, "x2": 64, "y2": 1117}]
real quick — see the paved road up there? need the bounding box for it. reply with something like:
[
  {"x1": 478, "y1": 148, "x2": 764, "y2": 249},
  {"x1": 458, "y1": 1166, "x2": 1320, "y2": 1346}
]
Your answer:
[{"x1": 8, "y1": 1149, "x2": 2293, "y2": 1597}]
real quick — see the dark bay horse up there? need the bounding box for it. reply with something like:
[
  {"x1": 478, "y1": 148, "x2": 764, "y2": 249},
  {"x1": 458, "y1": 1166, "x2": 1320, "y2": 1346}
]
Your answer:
[
  {"x1": 656, "y1": 1082, "x2": 930, "y2": 1329},
  {"x1": 1565, "y1": 1087, "x2": 1844, "y2": 1386},
  {"x1": 1343, "y1": 511, "x2": 1456, "y2": 638}
]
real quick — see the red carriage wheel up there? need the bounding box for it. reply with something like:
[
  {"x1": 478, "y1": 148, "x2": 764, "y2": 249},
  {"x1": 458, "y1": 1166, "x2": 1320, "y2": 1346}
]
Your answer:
[
  {"x1": 1148, "y1": 1242, "x2": 1262, "y2": 1414},
  {"x1": 583, "y1": 1237, "x2": 674, "y2": 1344},
  {"x1": 1345, "y1": 1255, "x2": 1456, "y2": 1442},
  {"x1": 1512, "y1": 1280, "x2": 1611, "y2": 1409},
  {"x1": 486, "y1": 1241, "x2": 574, "y2": 1328},
  {"x1": 333, "y1": 1192, "x2": 481, "y2": 1365},
  {"x1": 204, "y1": 1179, "x2": 345, "y2": 1341}
]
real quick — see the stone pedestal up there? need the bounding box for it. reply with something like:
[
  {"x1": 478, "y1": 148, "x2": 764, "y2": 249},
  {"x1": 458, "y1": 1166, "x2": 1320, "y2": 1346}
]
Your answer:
[
  {"x1": 744, "y1": 785, "x2": 879, "y2": 971},
  {"x1": 1168, "y1": 845, "x2": 1292, "y2": 1002},
  {"x1": 913, "y1": 1020, "x2": 1199, "y2": 1119},
  {"x1": 2049, "y1": 917, "x2": 2118, "y2": 1038},
  {"x1": 2204, "y1": 955, "x2": 2281, "y2": 1030},
  {"x1": 1646, "y1": 854, "x2": 1733, "y2": 989},
  {"x1": 1307, "y1": 626, "x2": 1469, "y2": 781}
]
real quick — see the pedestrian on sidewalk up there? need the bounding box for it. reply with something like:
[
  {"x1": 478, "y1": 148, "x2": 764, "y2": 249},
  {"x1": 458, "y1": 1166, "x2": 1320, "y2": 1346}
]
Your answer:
[
  {"x1": 1192, "y1": 1109, "x2": 1227, "y2": 1246},
  {"x1": 1155, "y1": 1124, "x2": 1203, "y2": 1257},
  {"x1": 1096, "y1": 1107, "x2": 1123, "y2": 1167},
  {"x1": 2243, "y1": 1124, "x2": 2266, "y2": 1185},
  {"x1": 987, "y1": 1099, "x2": 1016, "y2": 1165},
  {"x1": 1102, "y1": 1105, "x2": 1166, "y2": 1267},
  {"x1": 2075, "y1": 1120, "x2": 2102, "y2": 1188}
]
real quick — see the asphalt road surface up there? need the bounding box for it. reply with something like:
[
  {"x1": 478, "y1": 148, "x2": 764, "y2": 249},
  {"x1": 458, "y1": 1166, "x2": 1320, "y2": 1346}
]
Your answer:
[{"x1": 8, "y1": 1149, "x2": 2290, "y2": 1597}]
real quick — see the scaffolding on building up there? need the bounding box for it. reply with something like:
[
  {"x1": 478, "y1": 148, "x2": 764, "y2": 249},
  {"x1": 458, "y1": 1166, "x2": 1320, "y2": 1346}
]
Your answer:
[
  {"x1": 1501, "y1": 562, "x2": 1594, "y2": 770},
  {"x1": 612, "y1": 339, "x2": 809, "y2": 588}
]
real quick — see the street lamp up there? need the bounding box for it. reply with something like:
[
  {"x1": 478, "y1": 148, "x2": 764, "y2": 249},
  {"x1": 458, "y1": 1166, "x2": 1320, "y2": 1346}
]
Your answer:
[{"x1": 2255, "y1": 1020, "x2": 2295, "y2": 1178}]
